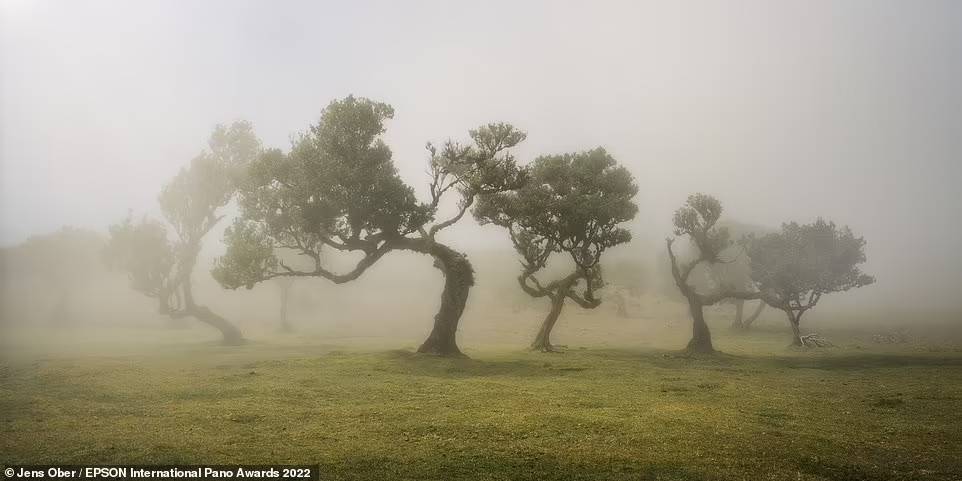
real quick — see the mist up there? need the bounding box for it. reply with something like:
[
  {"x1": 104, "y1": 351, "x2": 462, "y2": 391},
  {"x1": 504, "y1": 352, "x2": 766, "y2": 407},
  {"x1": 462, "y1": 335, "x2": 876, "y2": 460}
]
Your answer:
[{"x1": 1, "y1": 1, "x2": 961, "y2": 479}]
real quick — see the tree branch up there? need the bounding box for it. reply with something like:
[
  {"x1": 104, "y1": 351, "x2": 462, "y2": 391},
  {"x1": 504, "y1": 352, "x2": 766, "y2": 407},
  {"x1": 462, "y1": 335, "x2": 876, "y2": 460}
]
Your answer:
[{"x1": 429, "y1": 194, "x2": 475, "y2": 236}]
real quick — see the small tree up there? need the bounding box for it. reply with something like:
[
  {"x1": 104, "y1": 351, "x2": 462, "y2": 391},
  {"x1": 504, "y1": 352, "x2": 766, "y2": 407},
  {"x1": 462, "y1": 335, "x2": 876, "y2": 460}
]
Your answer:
[
  {"x1": 212, "y1": 96, "x2": 527, "y2": 357},
  {"x1": 744, "y1": 219, "x2": 874, "y2": 346},
  {"x1": 104, "y1": 215, "x2": 177, "y2": 314},
  {"x1": 270, "y1": 250, "x2": 312, "y2": 333},
  {"x1": 601, "y1": 255, "x2": 647, "y2": 319},
  {"x1": 475, "y1": 148, "x2": 637, "y2": 351},
  {"x1": 275, "y1": 277, "x2": 295, "y2": 332},
  {"x1": 714, "y1": 220, "x2": 771, "y2": 330},
  {"x1": 666, "y1": 194, "x2": 759, "y2": 353},
  {"x1": 106, "y1": 121, "x2": 260, "y2": 345}
]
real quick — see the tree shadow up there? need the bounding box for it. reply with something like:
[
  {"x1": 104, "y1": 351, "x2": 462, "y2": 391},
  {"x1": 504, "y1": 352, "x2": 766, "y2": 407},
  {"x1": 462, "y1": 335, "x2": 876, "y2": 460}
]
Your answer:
[
  {"x1": 326, "y1": 452, "x2": 709, "y2": 481},
  {"x1": 369, "y1": 347, "x2": 962, "y2": 379},
  {"x1": 770, "y1": 353, "x2": 962, "y2": 370},
  {"x1": 378, "y1": 349, "x2": 593, "y2": 379}
]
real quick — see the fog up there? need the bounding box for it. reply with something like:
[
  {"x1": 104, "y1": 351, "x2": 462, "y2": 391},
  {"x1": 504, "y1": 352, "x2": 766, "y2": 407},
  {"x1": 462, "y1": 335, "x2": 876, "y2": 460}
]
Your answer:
[
  {"x1": 2, "y1": 0, "x2": 961, "y2": 346},
  {"x1": 5, "y1": 4, "x2": 962, "y2": 478}
]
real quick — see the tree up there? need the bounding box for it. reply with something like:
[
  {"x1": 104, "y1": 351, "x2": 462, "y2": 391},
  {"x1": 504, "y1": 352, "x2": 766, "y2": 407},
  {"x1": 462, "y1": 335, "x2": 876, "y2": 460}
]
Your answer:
[
  {"x1": 666, "y1": 194, "x2": 760, "y2": 354},
  {"x1": 601, "y1": 255, "x2": 647, "y2": 319},
  {"x1": 732, "y1": 299, "x2": 766, "y2": 330},
  {"x1": 474, "y1": 148, "x2": 637, "y2": 351},
  {"x1": 212, "y1": 96, "x2": 527, "y2": 357},
  {"x1": 687, "y1": 219, "x2": 770, "y2": 331},
  {"x1": 275, "y1": 277, "x2": 295, "y2": 332},
  {"x1": 0, "y1": 227, "x2": 105, "y2": 325},
  {"x1": 744, "y1": 219, "x2": 874, "y2": 346},
  {"x1": 105, "y1": 121, "x2": 260, "y2": 345}
]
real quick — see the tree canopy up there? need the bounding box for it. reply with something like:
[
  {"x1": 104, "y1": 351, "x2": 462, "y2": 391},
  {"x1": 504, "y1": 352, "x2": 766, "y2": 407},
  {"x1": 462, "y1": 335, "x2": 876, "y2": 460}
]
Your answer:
[
  {"x1": 474, "y1": 148, "x2": 637, "y2": 351},
  {"x1": 744, "y1": 218, "x2": 875, "y2": 345},
  {"x1": 666, "y1": 194, "x2": 762, "y2": 353},
  {"x1": 106, "y1": 121, "x2": 260, "y2": 344},
  {"x1": 213, "y1": 95, "x2": 528, "y2": 356}
]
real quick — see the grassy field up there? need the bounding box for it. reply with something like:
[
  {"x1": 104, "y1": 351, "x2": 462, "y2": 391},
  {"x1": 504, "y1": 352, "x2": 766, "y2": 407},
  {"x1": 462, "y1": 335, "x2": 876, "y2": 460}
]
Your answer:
[{"x1": 1, "y1": 322, "x2": 961, "y2": 481}]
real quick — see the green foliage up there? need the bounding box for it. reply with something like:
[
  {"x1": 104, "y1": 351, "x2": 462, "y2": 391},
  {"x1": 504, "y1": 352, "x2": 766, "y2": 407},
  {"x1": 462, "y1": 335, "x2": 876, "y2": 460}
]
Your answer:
[
  {"x1": 475, "y1": 148, "x2": 638, "y2": 272},
  {"x1": 160, "y1": 121, "x2": 261, "y2": 243},
  {"x1": 428, "y1": 122, "x2": 528, "y2": 201},
  {"x1": 666, "y1": 193, "x2": 745, "y2": 302},
  {"x1": 109, "y1": 121, "x2": 261, "y2": 308},
  {"x1": 292, "y1": 96, "x2": 433, "y2": 238},
  {"x1": 672, "y1": 193, "x2": 730, "y2": 263},
  {"x1": 746, "y1": 218, "x2": 875, "y2": 312},
  {"x1": 104, "y1": 215, "x2": 174, "y2": 299},
  {"x1": 227, "y1": 96, "x2": 433, "y2": 262},
  {"x1": 211, "y1": 220, "x2": 278, "y2": 289},
  {"x1": 215, "y1": 95, "x2": 528, "y2": 288}
]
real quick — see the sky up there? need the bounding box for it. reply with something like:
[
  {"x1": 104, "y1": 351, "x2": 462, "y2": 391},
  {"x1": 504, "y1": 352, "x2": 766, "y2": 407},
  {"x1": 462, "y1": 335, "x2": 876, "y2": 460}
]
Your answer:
[{"x1": 2, "y1": 0, "x2": 961, "y2": 309}]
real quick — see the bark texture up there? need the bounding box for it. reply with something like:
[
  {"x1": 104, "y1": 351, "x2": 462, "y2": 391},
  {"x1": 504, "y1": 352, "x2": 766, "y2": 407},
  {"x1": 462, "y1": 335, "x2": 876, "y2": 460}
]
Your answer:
[
  {"x1": 173, "y1": 251, "x2": 246, "y2": 346},
  {"x1": 787, "y1": 311, "x2": 803, "y2": 346},
  {"x1": 686, "y1": 296, "x2": 714, "y2": 353},
  {"x1": 531, "y1": 295, "x2": 565, "y2": 352},
  {"x1": 399, "y1": 239, "x2": 473, "y2": 357}
]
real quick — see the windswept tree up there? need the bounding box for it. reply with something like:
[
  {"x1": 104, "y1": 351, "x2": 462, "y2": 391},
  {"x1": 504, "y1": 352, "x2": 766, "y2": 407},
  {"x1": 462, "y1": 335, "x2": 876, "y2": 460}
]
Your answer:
[
  {"x1": 666, "y1": 194, "x2": 759, "y2": 353},
  {"x1": 105, "y1": 121, "x2": 260, "y2": 345},
  {"x1": 474, "y1": 148, "x2": 637, "y2": 351},
  {"x1": 744, "y1": 219, "x2": 874, "y2": 346},
  {"x1": 212, "y1": 95, "x2": 526, "y2": 357}
]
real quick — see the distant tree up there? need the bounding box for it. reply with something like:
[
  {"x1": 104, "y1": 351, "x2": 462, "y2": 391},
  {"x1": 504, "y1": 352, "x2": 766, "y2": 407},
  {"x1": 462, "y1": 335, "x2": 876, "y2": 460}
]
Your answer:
[
  {"x1": 666, "y1": 194, "x2": 759, "y2": 353},
  {"x1": 602, "y1": 256, "x2": 647, "y2": 318},
  {"x1": 104, "y1": 215, "x2": 176, "y2": 315},
  {"x1": 719, "y1": 221, "x2": 770, "y2": 330},
  {"x1": 269, "y1": 250, "x2": 313, "y2": 333},
  {"x1": 732, "y1": 298, "x2": 766, "y2": 330},
  {"x1": 275, "y1": 277, "x2": 295, "y2": 332},
  {"x1": 744, "y1": 219, "x2": 874, "y2": 346},
  {"x1": 475, "y1": 148, "x2": 638, "y2": 351},
  {"x1": 105, "y1": 121, "x2": 260, "y2": 345},
  {"x1": 688, "y1": 219, "x2": 770, "y2": 330},
  {"x1": 211, "y1": 96, "x2": 527, "y2": 357},
  {"x1": 0, "y1": 227, "x2": 105, "y2": 324}
]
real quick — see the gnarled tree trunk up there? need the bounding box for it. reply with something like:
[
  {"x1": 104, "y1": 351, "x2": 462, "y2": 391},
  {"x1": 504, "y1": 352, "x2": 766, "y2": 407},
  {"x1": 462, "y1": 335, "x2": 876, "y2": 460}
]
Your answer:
[
  {"x1": 177, "y1": 258, "x2": 245, "y2": 346},
  {"x1": 399, "y1": 239, "x2": 473, "y2": 357},
  {"x1": 786, "y1": 311, "x2": 803, "y2": 346},
  {"x1": 686, "y1": 296, "x2": 714, "y2": 353},
  {"x1": 531, "y1": 294, "x2": 565, "y2": 352},
  {"x1": 189, "y1": 305, "x2": 245, "y2": 345}
]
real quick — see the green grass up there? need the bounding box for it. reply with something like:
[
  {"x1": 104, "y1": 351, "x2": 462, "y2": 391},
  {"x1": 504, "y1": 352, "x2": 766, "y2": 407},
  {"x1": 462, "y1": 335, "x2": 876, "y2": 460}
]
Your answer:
[{"x1": 1, "y1": 331, "x2": 961, "y2": 480}]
